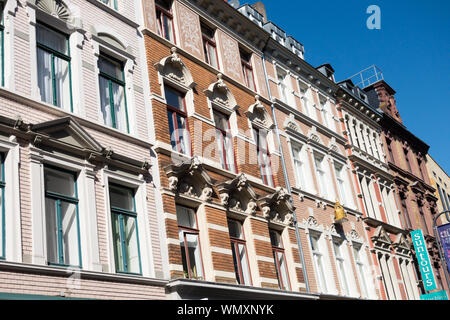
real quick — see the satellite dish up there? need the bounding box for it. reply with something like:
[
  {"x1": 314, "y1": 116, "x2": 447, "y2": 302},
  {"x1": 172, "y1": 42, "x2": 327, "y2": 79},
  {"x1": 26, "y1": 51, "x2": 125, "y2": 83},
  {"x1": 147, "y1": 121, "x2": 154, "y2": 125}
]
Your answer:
[{"x1": 228, "y1": 0, "x2": 240, "y2": 8}]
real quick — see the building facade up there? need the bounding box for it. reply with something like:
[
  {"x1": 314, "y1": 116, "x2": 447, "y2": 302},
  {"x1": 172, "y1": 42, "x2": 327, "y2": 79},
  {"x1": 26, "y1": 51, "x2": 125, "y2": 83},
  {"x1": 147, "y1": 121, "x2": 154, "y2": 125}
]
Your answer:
[
  {"x1": 0, "y1": 0, "x2": 447, "y2": 300},
  {"x1": 426, "y1": 155, "x2": 450, "y2": 225},
  {"x1": 0, "y1": 0, "x2": 168, "y2": 299}
]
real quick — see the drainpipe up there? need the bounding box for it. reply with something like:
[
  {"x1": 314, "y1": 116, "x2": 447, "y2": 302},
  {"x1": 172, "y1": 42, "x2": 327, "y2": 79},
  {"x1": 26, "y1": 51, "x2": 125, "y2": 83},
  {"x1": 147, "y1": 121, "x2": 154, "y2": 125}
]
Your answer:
[{"x1": 261, "y1": 51, "x2": 310, "y2": 293}]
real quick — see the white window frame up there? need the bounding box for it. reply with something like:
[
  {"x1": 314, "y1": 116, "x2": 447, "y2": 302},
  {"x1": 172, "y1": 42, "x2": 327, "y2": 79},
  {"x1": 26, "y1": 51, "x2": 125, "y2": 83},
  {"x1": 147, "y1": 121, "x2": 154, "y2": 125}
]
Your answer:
[
  {"x1": 102, "y1": 169, "x2": 155, "y2": 278},
  {"x1": 29, "y1": 147, "x2": 101, "y2": 271},
  {"x1": 0, "y1": 137, "x2": 21, "y2": 263}
]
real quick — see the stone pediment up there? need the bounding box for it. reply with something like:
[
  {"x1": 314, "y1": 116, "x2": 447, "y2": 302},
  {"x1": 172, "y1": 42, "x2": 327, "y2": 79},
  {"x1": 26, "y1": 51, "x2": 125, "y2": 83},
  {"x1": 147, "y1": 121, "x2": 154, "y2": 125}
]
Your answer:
[
  {"x1": 245, "y1": 95, "x2": 274, "y2": 130},
  {"x1": 258, "y1": 187, "x2": 295, "y2": 226},
  {"x1": 164, "y1": 157, "x2": 214, "y2": 201},
  {"x1": 32, "y1": 116, "x2": 103, "y2": 153},
  {"x1": 393, "y1": 233, "x2": 411, "y2": 255},
  {"x1": 155, "y1": 47, "x2": 196, "y2": 89},
  {"x1": 371, "y1": 226, "x2": 392, "y2": 250},
  {"x1": 204, "y1": 73, "x2": 238, "y2": 113},
  {"x1": 216, "y1": 173, "x2": 258, "y2": 215},
  {"x1": 283, "y1": 113, "x2": 303, "y2": 135}
]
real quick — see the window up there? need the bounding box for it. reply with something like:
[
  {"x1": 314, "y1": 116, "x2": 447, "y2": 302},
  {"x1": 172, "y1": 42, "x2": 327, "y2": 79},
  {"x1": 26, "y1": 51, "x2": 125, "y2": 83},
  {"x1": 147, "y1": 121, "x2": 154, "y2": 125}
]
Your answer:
[
  {"x1": 319, "y1": 96, "x2": 335, "y2": 131},
  {"x1": 36, "y1": 23, "x2": 73, "y2": 111},
  {"x1": 359, "y1": 125, "x2": 367, "y2": 152},
  {"x1": 0, "y1": 154, "x2": 4, "y2": 260},
  {"x1": 352, "y1": 120, "x2": 360, "y2": 149},
  {"x1": 334, "y1": 163, "x2": 349, "y2": 206},
  {"x1": 291, "y1": 143, "x2": 305, "y2": 189},
  {"x1": 277, "y1": 68, "x2": 289, "y2": 104},
  {"x1": 404, "y1": 148, "x2": 412, "y2": 172},
  {"x1": 99, "y1": 0, "x2": 118, "y2": 10},
  {"x1": 98, "y1": 54, "x2": 129, "y2": 132},
  {"x1": 201, "y1": 23, "x2": 219, "y2": 69},
  {"x1": 228, "y1": 219, "x2": 252, "y2": 285},
  {"x1": 299, "y1": 82, "x2": 315, "y2": 120},
  {"x1": 352, "y1": 244, "x2": 369, "y2": 298},
  {"x1": 109, "y1": 184, "x2": 142, "y2": 275},
  {"x1": 399, "y1": 195, "x2": 412, "y2": 229},
  {"x1": 177, "y1": 205, "x2": 203, "y2": 280},
  {"x1": 386, "y1": 138, "x2": 394, "y2": 163},
  {"x1": 156, "y1": 0, "x2": 175, "y2": 42},
  {"x1": 372, "y1": 133, "x2": 381, "y2": 160},
  {"x1": 0, "y1": 3, "x2": 4, "y2": 86},
  {"x1": 314, "y1": 153, "x2": 328, "y2": 198},
  {"x1": 240, "y1": 49, "x2": 256, "y2": 92},
  {"x1": 253, "y1": 128, "x2": 274, "y2": 187},
  {"x1": 270, "y1": 230, "x2": 291, "y2": 291},
  {"x1": 333, "y1": 239, "x2": 350, "y2": 296},
  {"x1": 309, "y1": 233, "x2": 328, "y2": 293},
  {"x1": 165, "y1": 86, "x2": 190, "y2": 156},
  {"x1": 417, "y1": 158, "x2": 425, "y2": 181},
  {"x1": 44, "y1": 166, "x2": 81, "y2": 267},
  {"x1": 214, "y1": 111, "x2": 236, "y2": 173},
  {"x1": 418, "y1": 202, "x2": 429, "y2": 234}
]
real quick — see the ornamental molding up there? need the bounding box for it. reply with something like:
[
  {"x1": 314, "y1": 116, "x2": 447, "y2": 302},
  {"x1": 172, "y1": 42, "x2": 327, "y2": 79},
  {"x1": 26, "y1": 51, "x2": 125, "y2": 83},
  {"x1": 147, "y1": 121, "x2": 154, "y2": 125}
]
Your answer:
[
  {"x1": 215, "y1": 173, "x2": 257, "y2": 215},
  {"x1": 258, "y1": 187, "x2": 295, "y2": 226},
  {"x1": 307, "y1": 126, "x2": 324, "y2": 146},
  {"x1": 155, "y1": 47, "x2": 196, "y2": 89},
  {"x1": 164, "y1": 156, "x2": 214, "y2": 202},
  {"x1": 245, "y1": 95, "x2": 275, "y2": 131},
  {"x1": 283, "y1": 113, "x2": 303, "y2": 135},
  {"x1": 204, "y1": 73, "x2": 238, "y2": 113},
  {"x1": 393, "y1": 233, "x2": 411, "y2": 256},
  {"x1": 371, "y1": 226, "x2": 392, "y2": 251}
]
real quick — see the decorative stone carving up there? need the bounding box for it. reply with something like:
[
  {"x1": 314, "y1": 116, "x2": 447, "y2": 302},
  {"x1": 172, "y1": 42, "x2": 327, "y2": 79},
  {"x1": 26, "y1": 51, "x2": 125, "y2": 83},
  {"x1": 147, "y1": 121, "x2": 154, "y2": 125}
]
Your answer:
[
  {"x1": 328, "y1": 137, "x2": 341, "y2": 155},
  {"x1": 371, "y1": 226, "x2": 392, "y2": 250},
  {"x1": 393, "y1": 233, "x2": 411, "y2": 256},
  {"x1": 204, "y1": 74, "x2": 238, "y2": 112},
  {"x1": 216, "y1": 173, "x2": 258, "y2": 215},
  {"x1": 176, "y1": 3, "x2": 202, "y2": 57},
  {"x1": 155, "y1": 47, "x2": 196, "y2": 88},
  {"x1": 164, "y1": 156, "x2": 214, "y2": 202},
  {"x1": 283, "y1": 113, "x2": 303, "y2": 135},
  {"x1": 305, "y1": 216, "x2": 319, "y2": 228},
  {"x1": 258, "y1": 187, "x2": 295, "y2": 226},
  {"x1": 36, "y1": 0, "x2": 70, "y2": 22},
  {"x1": 307, "y1": 126, "x2": 324, "y2": 146},
  {"x1": 245, "y1": 95, "x2": 275, "y2": 130}
]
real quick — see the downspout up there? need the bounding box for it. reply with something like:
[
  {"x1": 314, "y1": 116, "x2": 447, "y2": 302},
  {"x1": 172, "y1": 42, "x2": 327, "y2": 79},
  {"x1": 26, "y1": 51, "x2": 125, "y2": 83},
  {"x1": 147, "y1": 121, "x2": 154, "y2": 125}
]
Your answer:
[{"x1": 260, "y1": 47, "x2": 310, "y2": 293}]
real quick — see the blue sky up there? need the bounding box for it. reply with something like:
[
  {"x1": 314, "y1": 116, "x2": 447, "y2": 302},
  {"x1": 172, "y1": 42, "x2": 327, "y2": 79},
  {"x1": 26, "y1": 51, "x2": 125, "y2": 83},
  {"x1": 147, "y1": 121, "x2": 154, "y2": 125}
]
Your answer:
[{"x1": 256, "y1": 0, "x2": 450, "y2": 173}]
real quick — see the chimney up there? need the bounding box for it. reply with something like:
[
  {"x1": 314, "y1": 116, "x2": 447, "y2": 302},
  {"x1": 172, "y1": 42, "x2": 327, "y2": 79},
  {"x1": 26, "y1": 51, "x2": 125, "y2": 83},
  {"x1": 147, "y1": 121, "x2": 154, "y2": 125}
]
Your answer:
[
  {"x1": 364, "y1": 81, "x2": 403, "y2": 124},
  {"x1": 251, "y1": 1, "x2": 267, "y2": 23}
]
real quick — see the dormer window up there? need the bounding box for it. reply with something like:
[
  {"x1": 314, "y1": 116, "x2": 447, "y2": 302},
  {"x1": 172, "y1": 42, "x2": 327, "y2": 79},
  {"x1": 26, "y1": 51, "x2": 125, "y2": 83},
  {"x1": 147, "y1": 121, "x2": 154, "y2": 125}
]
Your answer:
[
  {"x1": 156, "y1": 0, "x2": 175, "y2": 43},
  {"x1": 240, "y1": 49, "x2": 256, "y2": 92}
]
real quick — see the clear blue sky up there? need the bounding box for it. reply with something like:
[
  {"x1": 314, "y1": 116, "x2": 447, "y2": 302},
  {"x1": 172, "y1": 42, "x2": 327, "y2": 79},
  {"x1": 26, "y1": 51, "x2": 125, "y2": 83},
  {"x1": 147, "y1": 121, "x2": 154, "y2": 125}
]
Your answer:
[{"x1": 255, "y1": 0, "x2": 450, "y2": 174}]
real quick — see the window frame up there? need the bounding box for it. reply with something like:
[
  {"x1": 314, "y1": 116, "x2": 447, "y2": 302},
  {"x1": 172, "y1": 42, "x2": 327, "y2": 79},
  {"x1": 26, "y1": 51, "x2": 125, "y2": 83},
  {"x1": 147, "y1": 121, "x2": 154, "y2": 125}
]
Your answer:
[
  {"x1": 0, "y1": 153, "x2": 4, "y2": 260},
  {"x1": 309, "y1": 232, "x2": 328, "y2": 293},
  {"x1": 332, "y1": 238, "x2": 351, "y2": 296},
  {"x1": 228, "y1": 219, "x2": 252, "y2": 286},
  {"x1": 177, "y1": 205, "x2": 204, "y2": 280},
  {"x1": 352, "y1": 243, "x2": 369, "y2": 298},
  {"x1": 270, "y1": 230, "x2": 291, "y2": 291},
  {"x1": 36, "y1": 22, "x2": 74, "y2": 112},
  {"x1": 155, "y1": 0, "x2": 176, "y2": 43},
  {"x1": 98, "y1": 53, "x2": 130, "y2": 133},
  {"x1": 313, "y1": 152, "x2": 328, "y2": 199},
  {"x1": 100, "y1": 0, "x2": 118, "y2": 10},
  {"x1": 165, "y1": 85, "x2": 192, "y2": 156},
  {"x1": 109, "y1": 183, "x2": 143, "y2": 276},
  {"x1": 213, "y1": 110, "x2": 237, "y2": 173},
  {"x1": 44, "y1": 165, "x2": 82, "y2": 269},
  {"x1": 240, "y1": 49, "x2": 256, "y2": 92},
  {"x1": 253, "y1": 127, "x2": 275, "y2": 188},
  {"x1": 201, "y1": 23, "x2": 219, "y2": 69}
]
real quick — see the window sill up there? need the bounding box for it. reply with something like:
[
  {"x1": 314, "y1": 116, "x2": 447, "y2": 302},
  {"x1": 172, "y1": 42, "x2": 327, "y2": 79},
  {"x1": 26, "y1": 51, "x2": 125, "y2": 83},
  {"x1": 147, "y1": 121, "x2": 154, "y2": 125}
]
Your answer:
[{"x1": 85, "y1": 0, "x2": 139, "y2": 28}]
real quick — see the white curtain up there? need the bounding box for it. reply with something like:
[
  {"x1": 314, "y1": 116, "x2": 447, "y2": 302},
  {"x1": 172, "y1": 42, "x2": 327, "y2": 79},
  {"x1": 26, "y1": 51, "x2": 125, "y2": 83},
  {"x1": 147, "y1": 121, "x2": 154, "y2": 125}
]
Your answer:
[
  {"x1": 99, "y1": 77, "x2": 113, "y2": 128},
  {"x1": 45, "y1": 198, "x2": 59, "y2": 264},
  {"x1": 112, "y1": 214, "x2": 124, "y2": 272},
  {"x1": 112, "y1": 82, "x2": 126, "y2": 131},
  {"x1": 54, "y1": 57, "x2": 71, "y2": 110},
  {"x1": 124, "y1": 215, "x2": 140, "y2": 274},
  {"x1": 186, "y1": 234, "x2": 203, "y2": 279},
  {"x1": 37, "y1": 48, "x2": 53, "y2": 105},
  {"x1": 239, "y1": 244, "x2": 251, "y2": 285},
  {"x1": 61, "y1": 202, "x2": 79, "y2": 266},
  {"x1": 278, "y1": 252, "x2": 291, "y2": 290}
]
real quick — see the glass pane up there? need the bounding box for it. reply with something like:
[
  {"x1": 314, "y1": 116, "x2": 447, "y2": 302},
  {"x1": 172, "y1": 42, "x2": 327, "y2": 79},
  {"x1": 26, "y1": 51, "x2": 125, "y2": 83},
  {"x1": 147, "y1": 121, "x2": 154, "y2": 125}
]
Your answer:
[
  {"x1": 54, "y1": 57, "x2": 71, "y2": 110},
  {"x1": 310, "y1": 235, "x2": 318, "y2": 251},
  {"x1": 228, "y1": 220, "x2": 242, "y2": 239},
  {"x1": 44, "y1": 168, "x2": 76, "y2": 197},
  {"x1": 316, "y1": 254, "x2": 328, "y2": 293},
  {"x1": 176, "y1": 206, "x2": 196, "y2": 229},
  {"x1": 112, "y1": 213, "x2": 124, "y2": 272},
  {"x1": 123, "y1": 215, "x2": 141, "y2": 274},
  {"x1": 167, "y1": 110, "x2": 177, "y2": 151},
  {"x1": 109, "y1": 185, "x2": 134, "y2": 211},
  {"x1": 224, "y1": 134, "x2": 235, "y2": 173},
  {"x1": 213, "y1": 111, "x2": 228, "y2": 132},
  {"x1": 162, "y1": 15, "x2": 173, "y2": 42},
  {"x1": 239, "y1": 243, "x2": 251, "y2": 285},
  {"x1": 270, "y1": 230, "x2": 281, "y2": 248},
  {"x1": 176, "y1": 115, "x2": 189, "y2": 155},
  {"x1": 216, "y1": 130, "x2": 226, "y2": 170},
  {"x1": 207, "y1": 44, "x2": 218, "y2": 68},
  {"x1": 186, "y1": 233, "x2": 203, "y2": 279},
  {"x1": 45, "y1": 198, "x2": 59, "y2": 264},
  {"x1": 111, "y1": 82, "x2": 127, "y2": 131},
  {"x1": 60, "y1": 201, "x2": 80, "y2": 266},
  {"x1": 36, "y1": 24, "x2": 67, "y2": 54},
  {"x1": 98, "y1": 56, "x2": 122, "y2": 80},
  {"x1": 165, "y1": 87, "x2": 185, "y2": 111},
  {"x1": 99, "y1": 77, "x2": 112, "y2": 127},
  {"x1": 231, "y1": 243, "x2": 241, "y2": 283},
  {"x1": 37, "y1": 48, "x2": 53, "y2": 105},
  {"x1": 278, "y1": 252, "x2": 291, "y2": 290}
]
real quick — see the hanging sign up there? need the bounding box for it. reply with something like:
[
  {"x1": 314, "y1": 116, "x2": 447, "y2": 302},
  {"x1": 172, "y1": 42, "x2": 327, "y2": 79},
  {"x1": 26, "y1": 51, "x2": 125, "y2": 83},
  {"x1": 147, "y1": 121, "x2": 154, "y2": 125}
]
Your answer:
[
  {"x1": 411, "y1": 229, "x2": 437, "y2": 291},
  {"x1": 420, "y1": 291, "x2": 448, "y2": 300},
  {"x1": 437, "y1": 223, "x2": 450, "y2": 275}
]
